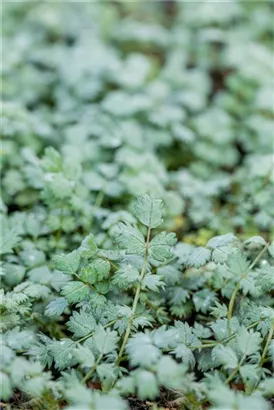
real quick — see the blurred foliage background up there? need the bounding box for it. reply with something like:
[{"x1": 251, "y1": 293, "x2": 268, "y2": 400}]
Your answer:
[{"x1": 1, "y1": 0, "x2": 273, "y2": 241}]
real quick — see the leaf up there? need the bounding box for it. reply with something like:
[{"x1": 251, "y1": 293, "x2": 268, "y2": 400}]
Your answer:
[
  {"x1": 93, "y1": 326, "x2": 119, "y2": 354},
  {"x1": 80, "y1": 258, "x2": 110, "y2": 284},
  {"x1": 116, "y1": 222, "x2": 145, "y2": 256},
  {"x1": 45, "y1": 297, "x2": 68, "y2": 317},
  {"x1": 193, "y1": 289, "x2": 217, "y2": 313},
  {"x1": 157, "y1": 356, "x2": 184, "y2": 390},
  {"x1": 236, "y1": 327, "x2": 262, "y2": 356},
  {"x1": 0, "y1": 217, "x2": 21, "y2": 254},
  {"x1": 75, "y1": 345, "x2": 95, "y2": 367},
  {"x1": 141, "y1": 274, "x2": 165, "y2": 291},
  {"x1": 67, "y1": 309, "x2": 96, "y2": 337},
  {"x1": 212, "y1": 345, "x2": 238, "y2": 369},
  {"x1": 97, "y1": 363, "x2": 116, "y2": 390},
  {"x1": 61, "y1": 281, "x2": 90, "y2": 304},
  {"x1": 79, "y1": 234, "x2": 97, "y2": 258},
  {"x1": 133, "y1": 193, "x2": 163, "y2": 228},
  {"x1": 135, "y1": 370, "x2": 158, "y2": 399},
  {"x1": 173, "y1": 344, "x2": 195, "y2": 368},
  {"x1": 185, "y1": 247, "x2": 211, "y2": 267},
  {"x1": 53, "y1": 250, "x2": 81, "y2": 275},
  {"x1": 149, "y1": 232, "x2": 177, "y2": 262},
  {"x1": 0, "y1": 372, "x2": 12, "y2": 400},
  {"x1": 244, "y1": 236, "x2": 267, "y2": 247},
  {"x1": 226, "y1": 252, "x2": 250, "y2": 275},
  {"x1": 49, "y1": 339, "x2": 76, "y2": 370},
  {"x1": 207, "y1": 233, "x2": 236, "y2": 248},
  {"x1": 127, "y1": 333, "x2": 161, "y2": 367}
]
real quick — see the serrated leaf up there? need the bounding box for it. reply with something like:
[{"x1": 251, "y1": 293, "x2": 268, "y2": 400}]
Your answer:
[
  {"x1": 149, "y1": 232, "x2": 177, "y2": 262},
  {"x1": 141, "y1": 274, "x2": 165, "y2": 291},
  {"x1": 93, "y1": 326, "x2": 119, "y2": 354},
  {"x1": 185, "y1": 247, "x2": 211, "y2": 267},
  {"x1": 226, "y1": 252, "x2": 250, "y2": 275},
  {"x1": 80, "y1": 258, "x2": 110, "y2": 284},
  {"x1": 53, "y1": 250, "x2": 80, "y2": 275},
  {"x1": 133, "y1": 193, "x2": 163, "y2": 228},
  {"x1": 207, "y1": 233, "x2": 236, "y2": 249},
  {"x1": 116, "y1": 222, "x2": 145, "y2": 256},
  {"x1": 79, "y1": 234, "x2": 97, "y2": 258},
  {"x1": 67, "y1": 309, "x2": 96, "y2": 337},
  {"x1": 236, "y1": 327, "x2": 262, "y2": 356},
  {"x1": 61, "y1": 281, "x2": 90, "y2": 304},
  {"x1": 45, "y1": 297, "x2": 68, "y2": 317},
  {"x1": 0, "y1": 217, "x2": 21, "y2": 254},
  {"x1": 212, "y1": 345, "x2": 238, "y2": 369},
  {"x1": 49, "y1": 339, "x2": 76, "y2": 370}
]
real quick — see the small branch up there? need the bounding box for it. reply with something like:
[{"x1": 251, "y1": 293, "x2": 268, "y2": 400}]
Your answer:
[
  {"x1": 259, "y1": 324, "x2": 274, "y2": 367},
  {"x1": 225, "y1": 356, "x2": 245, "y2": 385},
  {"x1": 116, "y1": 227, "x2": 151, "y2": 366},
  {"x1": 82, "y1": 352, "x2": 103, "y2": 384}
]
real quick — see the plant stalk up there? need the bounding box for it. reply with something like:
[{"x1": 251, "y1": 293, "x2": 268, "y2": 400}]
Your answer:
[{"x1": 116, "y1": 227, "x2": 151, "y2": 365}]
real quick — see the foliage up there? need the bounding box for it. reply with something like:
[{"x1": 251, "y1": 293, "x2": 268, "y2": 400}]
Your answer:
[{"x1": 1, "y1": 1, "x2": 273, "y2": 409}]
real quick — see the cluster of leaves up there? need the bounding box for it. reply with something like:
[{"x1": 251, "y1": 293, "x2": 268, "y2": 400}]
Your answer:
[{"x1": 1, "y1": 1, "x2": 273, "y2": 409}]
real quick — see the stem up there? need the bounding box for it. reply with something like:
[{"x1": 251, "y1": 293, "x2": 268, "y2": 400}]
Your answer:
[
  {"x1": 225, "y1": 355, "x2": 245, "y2": 385},
  {"x1": 116, "y1": 227, "x2": 151, "y2": 366},
  {"x1": 227, "y1": 244, "x2": 269, "y2": 332},
  {"x1": 82, "y1": 352, "x2": 103, "y2": 384},
  {"x1": 227, "y1": 283, "x2": 240, "y2": 321},
  {"x1": 76, "y1": 319, "x2": 118, "y2": 344},
  {"x1": 247, "y1": 243, "x2": 269, "y2": 272},
  {"x1": 259, "y1": 324, "x2": 274, "y2": 367}
]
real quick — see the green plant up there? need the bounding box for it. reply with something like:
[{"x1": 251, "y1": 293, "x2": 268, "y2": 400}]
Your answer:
[{"x1": 1, "y1": 2, "x2": 273, "y2": 409}]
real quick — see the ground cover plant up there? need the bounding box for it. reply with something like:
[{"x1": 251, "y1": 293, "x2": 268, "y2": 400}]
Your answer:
[{"x1": 1, "y1": 1, "x2": 273, "y2": 409}]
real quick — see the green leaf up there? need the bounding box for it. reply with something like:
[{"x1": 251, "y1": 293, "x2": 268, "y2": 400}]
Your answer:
[
  {"x1": 53, "y1": 250, "x2": 81, "y2": 275},
  {"x1": 67, "y1": 309, "x2": 96, "y2": 337},
  {"x1": 93, "y1": 326, "x2": 119, "y2": 354},
  {"x1": 116, "y1": 222, "x2": 145, "y2": 256},
  {"x1": 157, "y1": 356, "x2": 184, "y2": 389},
  {"x1": 185, "y1": 246, "x2": 211, "y2": 268},
  {"x1": 80, "y1": 258, "x2": 110, "y2": 284},
  {"x1": 135, "y1": 370, "x2": 158, "y2": 399},
  {"x1": 127, "y1": 333, "x2": 161, "y2": 367},
  {"x1": 0, "y1": 372, "x2": 12, "y2": 400},
  {"x1": 141, "y1": 274, "x2": 165, "y2": 291},
  {"x1": 212, "y1": 345, "x2": 238, "y2": 369},
  {"x1": 61, "y1": 281, "x2": 90, "y2": 304},
  {"x1": 236, "y1": 327, "x2": 262, "y2": 356},
  {"x1": 75, "y1": 345, "x2": 95, "y2": 367},
  {"x1": 226, "y1": 252, "x2": 250, "y2": 275},
  {"x1": 49, "y1": 339, "x2": 76, "y2": 370},
  {"x1": 79, "y1": 234, "x2": 98, "y2": 258},
  {"x1": 149, "y1": 232, "x2": 177, "y2": 262},
  {"x1": 0, "y1": 216, "x2": 21, "y2": 254},
  {"x1": 133, "y1": 193, "x2": 163, "y2": 228},
  {"x1": 45, "y1": 297, "x2": 68, "y2": 317}
]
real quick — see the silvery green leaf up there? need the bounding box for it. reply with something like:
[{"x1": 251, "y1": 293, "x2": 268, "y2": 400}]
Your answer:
[
  {"x1": 212, "y1": 345, "x2": 238, "y2": 369},
  {"x1": 135, "y1": 370, "x2": 158, "y2": 399},
  {"x1": 149, "y1": 232, "x2": 177, "y2": 262},
  {"x1": 45, "y1": 297, "x2": 68, "y2": 317},
  {"x1": 185, "y1": 247, "x2": 211, "y2": 267},
  {"x1": 93, "y1": 327, "x2": 119, "y2": 355},
  {"x1": 115, "y1": 222, "x2": 145, "y2": 256},
  {"x1": 67, "y1": 309, "x2": 96, "y2": 337},
  {"x1": 133, "y1": 193, "x2": 163, "y2": 228},
  {"x1": 61, "y1": 281, "x2": 90, "y2": 304},
  {"x1": 53, "y1": 250, "x2": 81, "y2": 275}
]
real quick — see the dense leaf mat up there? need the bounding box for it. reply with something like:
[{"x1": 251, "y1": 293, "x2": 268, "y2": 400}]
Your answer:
[{"x1": 1, "y1": 2, "x2": 274, "y2": 409}]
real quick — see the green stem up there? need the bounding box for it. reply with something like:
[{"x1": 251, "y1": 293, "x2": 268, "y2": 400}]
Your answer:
[
  {"x1": 76, "y1": 319, "x2": 118, "y2": 344},
  {"x1": 116, "y1": 227, "x2": 151, "y2": 366},
  {"x1": 227, "y1": 283, "x2": 240, "y2": 321},
  {"x1": 225, "y1": 355, "x2": 245, "y2": 385},
  {"x1": 247, "y1": 243, "x2": 269, "y2": 272},
  {"x1": 227, "y1": 244, "x2": 269, "y2": 333},
  {"x1": 82, "y1": 352, "x2": 103, "y2": 384},
  {"x1": 259, "y1": 324, "x2": 274, "y2": 367}
]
